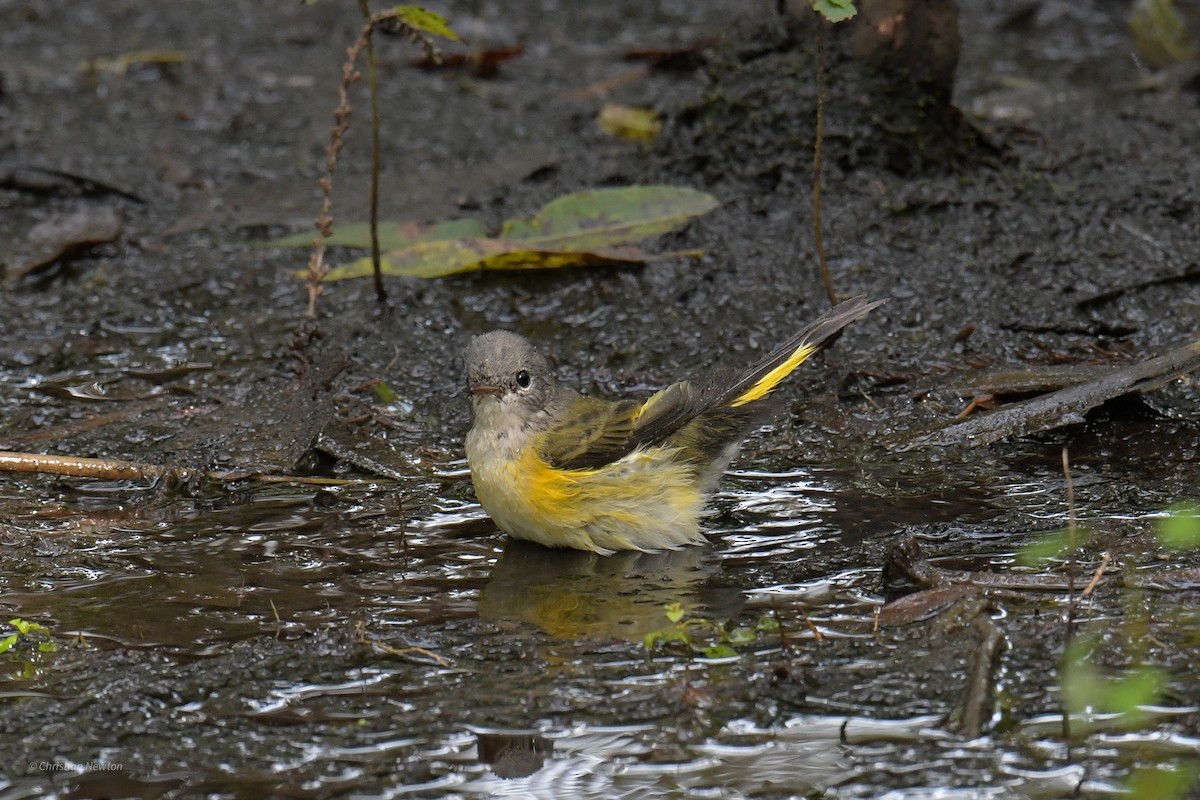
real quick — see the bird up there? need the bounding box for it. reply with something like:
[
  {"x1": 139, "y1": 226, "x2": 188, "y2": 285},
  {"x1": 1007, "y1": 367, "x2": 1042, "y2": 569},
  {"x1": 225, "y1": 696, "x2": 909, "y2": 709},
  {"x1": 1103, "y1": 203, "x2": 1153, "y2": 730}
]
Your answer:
[{"x1": 463, "y1": 296, "x2": 884, "y2": 554}]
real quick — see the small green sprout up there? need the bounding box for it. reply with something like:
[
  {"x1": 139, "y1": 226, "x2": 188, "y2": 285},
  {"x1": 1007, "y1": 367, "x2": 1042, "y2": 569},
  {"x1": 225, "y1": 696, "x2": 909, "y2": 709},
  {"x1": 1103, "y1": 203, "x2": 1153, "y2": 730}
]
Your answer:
[{"x1": 644, "y1": 603, "x2": 780, "y2": 659}]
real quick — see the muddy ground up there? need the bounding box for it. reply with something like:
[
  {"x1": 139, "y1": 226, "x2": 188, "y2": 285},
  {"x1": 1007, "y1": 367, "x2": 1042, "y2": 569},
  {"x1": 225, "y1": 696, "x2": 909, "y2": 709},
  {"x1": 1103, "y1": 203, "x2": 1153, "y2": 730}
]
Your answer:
[{"x1": 0, "y1": 0, "x2": 1198, "y2": 797}]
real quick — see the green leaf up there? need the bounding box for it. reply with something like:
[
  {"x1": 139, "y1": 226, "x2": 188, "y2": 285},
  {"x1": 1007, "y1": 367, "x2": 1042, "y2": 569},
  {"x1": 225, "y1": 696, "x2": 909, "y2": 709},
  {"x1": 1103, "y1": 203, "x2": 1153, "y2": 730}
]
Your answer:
[
  {"x1": 374, "y1": 381, "x2": 397, "y2": 404},
  {"x1": 703, "y1": 644, "x2": 738, "y2": 659},
  {"x1": 1158, "y1": 503, "x2": 1200, "y2": 550},
  {"x1": 597, "y1": 103, "x2": 662, "y2": 142},
  {"x1": 264, "y1": 218, "x2": 486, "y2": 250},
  {"x1": 1126, "y1": 762, "x2": 1199, "y2": 800},
  {"x1": 0, "y1": 634, "x2": 17, "y2": 654},
  {"x1": 727, "y1": 626, "x2": 757, "y2": 645},
  {"x1": 1106, "y1": 666, "x2": 1167, "y2": 727},
  {"x1": 37, "y1": 641, "x2": 58, "y2": 653},
  {"x1": 1016, "y1": 529, "x2": 1071, "y2": 567},
  {"x1": 9, "y1": 618, "x2": 49, "y2": 637},
  {"x1": 308, "y1": 186, "x2": 717, "y2": 281},
  {"x1": 390, "y1": 6, "x2": 462, "y2": 42},
  {"x1": 664, "y1": 602, "x2": 686, "y2": 624},
  {"x1": 1130, "y1": 0, "x2": 1199, "y2": 68},
  {"x1": 498, "y1": 186, "x2": 719, "y2": 249},
  {"x1": 326, "y1": 241, "x2": 651, "y2": 281},
  {"x1": 812, "y1": 0, "x2": 857, "y2": 23},
  {"x1": 643, "y1": 627, "x2": 689, "y2": 650}
]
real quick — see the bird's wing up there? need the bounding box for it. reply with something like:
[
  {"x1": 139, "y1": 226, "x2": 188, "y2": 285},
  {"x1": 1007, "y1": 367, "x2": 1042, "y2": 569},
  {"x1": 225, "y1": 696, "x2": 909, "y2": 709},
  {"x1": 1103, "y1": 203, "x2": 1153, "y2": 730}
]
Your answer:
[
  {"x1": 540, "y1": 296, "x2": 886, "y2": 471},
  {"x1": 539, "y1": 383, "x2": 708, "y2": 471},
  {"x1": 538, "y1": 394, "x2": 644, "y2": 470}
]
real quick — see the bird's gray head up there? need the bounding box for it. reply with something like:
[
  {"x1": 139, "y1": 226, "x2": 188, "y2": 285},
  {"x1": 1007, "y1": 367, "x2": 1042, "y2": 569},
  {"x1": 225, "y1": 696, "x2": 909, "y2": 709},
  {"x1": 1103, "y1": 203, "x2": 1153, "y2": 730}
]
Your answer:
[{"x1": 463, "y1": 331, "x2": 557, "y2": 425}]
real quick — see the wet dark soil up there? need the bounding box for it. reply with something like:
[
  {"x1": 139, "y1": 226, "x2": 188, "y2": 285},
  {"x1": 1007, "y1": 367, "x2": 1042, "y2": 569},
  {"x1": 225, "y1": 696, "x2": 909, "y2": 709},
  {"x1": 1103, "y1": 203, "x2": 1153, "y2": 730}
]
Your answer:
[{"x1": 1, "y1": 0, "x2": 1199, "y2": 797}]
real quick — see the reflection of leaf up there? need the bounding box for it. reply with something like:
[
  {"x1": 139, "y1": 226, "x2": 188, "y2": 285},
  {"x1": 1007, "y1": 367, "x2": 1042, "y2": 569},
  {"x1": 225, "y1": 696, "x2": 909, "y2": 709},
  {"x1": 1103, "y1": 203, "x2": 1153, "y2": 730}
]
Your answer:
[
  {"x1": 391, "y1": 6, "x2": 462, "y2": 42},
  {"x1": 665, "y1": 602, "x2": 686, "y2": 623},
  {"x1": 315, "y1": 186, "x2": 717, "y2": 281}
]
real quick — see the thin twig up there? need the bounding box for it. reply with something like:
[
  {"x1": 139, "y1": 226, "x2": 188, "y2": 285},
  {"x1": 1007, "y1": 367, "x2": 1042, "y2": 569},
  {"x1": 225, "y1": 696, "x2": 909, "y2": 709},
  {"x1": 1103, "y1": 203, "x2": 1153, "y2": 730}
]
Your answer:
[
  {"x1": 357, "y1": 0, "x2": 386, "y2": 304},
  {"x1": 1061, "y1": 446, "x2": 1077, "y2": 742},
  {"x1": 1081, "y1": 551, "x2": 1111, "y2": 599},
  {"x1": 812, "y1": 21, "x2": 836, "y2": 305},
  {"x1": 800, "y1": 607, "x2": 824, "y2": 643},
  {"x1": 302, "y1": 8, "x2": 445, "y2": 321}
]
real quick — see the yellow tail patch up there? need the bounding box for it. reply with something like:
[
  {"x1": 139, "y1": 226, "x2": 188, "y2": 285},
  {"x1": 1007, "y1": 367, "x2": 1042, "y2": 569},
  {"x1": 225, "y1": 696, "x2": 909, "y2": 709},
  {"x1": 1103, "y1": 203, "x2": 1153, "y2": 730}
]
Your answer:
[{"x1": 729, "y1": 343, "x2": 818, "y2": 407}]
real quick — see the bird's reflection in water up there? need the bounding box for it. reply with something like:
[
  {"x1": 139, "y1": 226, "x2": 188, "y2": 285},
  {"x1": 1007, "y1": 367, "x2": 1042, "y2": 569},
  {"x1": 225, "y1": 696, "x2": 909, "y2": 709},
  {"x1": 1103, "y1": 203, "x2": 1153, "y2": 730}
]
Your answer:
[
  {"x1": 478, "y1": 538, "x2": 743, "y2": 641},
  {"x1": 474, "y1": 731, "x2": 551, "y2": 779}
]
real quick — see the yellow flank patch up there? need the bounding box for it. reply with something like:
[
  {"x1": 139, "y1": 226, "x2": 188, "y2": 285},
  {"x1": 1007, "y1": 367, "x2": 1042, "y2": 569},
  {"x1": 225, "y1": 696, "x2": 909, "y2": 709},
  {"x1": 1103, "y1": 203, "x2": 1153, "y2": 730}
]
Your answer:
[
  {"x1": 730, "y1": 343, "x2": 818, "y2": 407},
  {"x1": 519, "y1": 446, "x2": 591, "y2": 521},
  {"x1": 474, "y1": 434, "x2": 706, "y2": 552}
]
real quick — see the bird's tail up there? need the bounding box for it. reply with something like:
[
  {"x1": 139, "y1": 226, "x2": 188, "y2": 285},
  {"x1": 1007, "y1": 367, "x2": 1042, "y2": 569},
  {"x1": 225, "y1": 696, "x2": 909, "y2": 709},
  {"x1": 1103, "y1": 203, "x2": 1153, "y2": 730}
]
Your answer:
[{"x1": 722, "y1": 296, "x2": 887, "y2": 409}]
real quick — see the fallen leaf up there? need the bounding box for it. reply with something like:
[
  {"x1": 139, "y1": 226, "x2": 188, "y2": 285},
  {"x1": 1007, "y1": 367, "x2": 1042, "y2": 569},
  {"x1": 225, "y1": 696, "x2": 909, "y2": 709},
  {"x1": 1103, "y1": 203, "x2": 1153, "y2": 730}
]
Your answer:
[
  {"x1": 622, "y1": 36, "x2": 719, "y2": 70},
  {"x1": 82, "y1": 49, "x2": 186, "y2": 76},
  {"x1": 597, "y1": 103, "x2": 662, "y2": 142},
  {"x1": 497, "y1": 186, "x2": 717, "y2": 248},
  {"x1": 1130, "y1": 0, "x2": 1198, "y2": 68},
  {"x1": 813, "y1": 0, "x2": 858, "y2": 23},
  {"x1": 7, "y1": 206, "x2": 124, "y2": 284},
  {"x1": 898, "y1": 337, "x2": 1200, "y2": 449},
  {"x1": 386, "y1": 6, "x2": 462, "y2": 43},
  {"x1": 325, "y1": 241, "x2": 650, "y2": 281},
  {"x1": 295, "y1": 185, "x2": 717, "y2": 281},
  {"x1": 266, "y1": 217, "x2": 486, "y2": 250},
  {"x1": 411, "y1": 45, "x2": 524, "y2": 78}
]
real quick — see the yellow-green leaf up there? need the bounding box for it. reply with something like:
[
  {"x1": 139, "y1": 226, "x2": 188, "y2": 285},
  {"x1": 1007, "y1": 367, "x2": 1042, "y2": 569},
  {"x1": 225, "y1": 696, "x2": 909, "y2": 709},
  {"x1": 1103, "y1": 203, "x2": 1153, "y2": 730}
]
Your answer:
[
  {"x1": 390, "y1": 5, "x2": 462, "y2": 42},
  {"x1": 813, "y1": 0, "x2": 857, "y2": 23},
  {"x1": 1016, "y1": 529, "x2": 1071, "y2": 567},
  {"x1": 374, "y1": 381, "x2": 397, "y2": 404},
  {"x1": 325, "y1": 241, "x2": 650, "y2": 280},
  {"x1": 597, "y1": 103, "x2": 662, "y2": 142},
  {"x1": 498, "y1": 186, "x2": 719, "y2": 249},
  {"x1": 1130, "y1": 0, "x2": 1198, "y2": 68},
  {"x1": 703, "y1": 644, "x2": 738, "y2": 659},
  {"x1": 312, "y1": 186, "x2": 717, "y2": 281},
  {"x1": 264, "y1": 218, "x2": 486, "y2": 250},
  {"x1": 1158, "y1": 503, "x2": 1200, "y2": 550}
]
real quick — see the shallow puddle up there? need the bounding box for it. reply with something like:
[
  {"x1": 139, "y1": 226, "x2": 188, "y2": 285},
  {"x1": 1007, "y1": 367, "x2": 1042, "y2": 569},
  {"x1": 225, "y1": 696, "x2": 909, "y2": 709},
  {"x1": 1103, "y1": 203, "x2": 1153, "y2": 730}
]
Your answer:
[{"x1": 2, "y1": 448, "x2": 1197, "y2": 797}]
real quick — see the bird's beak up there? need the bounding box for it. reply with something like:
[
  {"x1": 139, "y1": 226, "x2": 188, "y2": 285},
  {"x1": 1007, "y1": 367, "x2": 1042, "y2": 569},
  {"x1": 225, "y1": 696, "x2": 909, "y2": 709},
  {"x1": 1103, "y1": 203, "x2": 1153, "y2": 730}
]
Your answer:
[{"x1": 470, "y1": 383, "x2": 503, "y2": 397}]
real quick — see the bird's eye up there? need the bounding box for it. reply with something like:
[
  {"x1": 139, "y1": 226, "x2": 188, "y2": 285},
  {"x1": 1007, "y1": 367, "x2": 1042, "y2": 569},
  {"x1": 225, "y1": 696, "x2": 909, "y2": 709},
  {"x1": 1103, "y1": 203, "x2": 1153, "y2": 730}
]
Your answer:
[{"x1": 515, "y1": 370, "x2": 531, "y2": 389}]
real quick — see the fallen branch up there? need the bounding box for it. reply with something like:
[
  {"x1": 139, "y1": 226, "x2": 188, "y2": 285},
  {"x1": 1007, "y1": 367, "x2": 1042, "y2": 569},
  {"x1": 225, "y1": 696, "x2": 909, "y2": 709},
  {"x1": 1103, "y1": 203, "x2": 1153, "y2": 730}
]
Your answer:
[
  {"x1": 0, "y1": 450, "x2": 379, "y2": 487},
  {"x1": 960, "y1": 611, "x2": 1007, "y2": 738},
  {"x1": 0, "y1": 450, "x2": 193, "y2": 481},
  {"x1": 900, "y1": 337, "x2": 1200, "y2": 449}
]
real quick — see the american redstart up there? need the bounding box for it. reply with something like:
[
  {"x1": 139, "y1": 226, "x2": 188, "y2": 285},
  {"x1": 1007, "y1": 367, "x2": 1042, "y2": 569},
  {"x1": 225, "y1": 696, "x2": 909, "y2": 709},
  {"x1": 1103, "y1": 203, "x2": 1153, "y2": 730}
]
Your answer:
[{"x1": 464, "y1": 296, "x2": 884, "y2": 554}]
